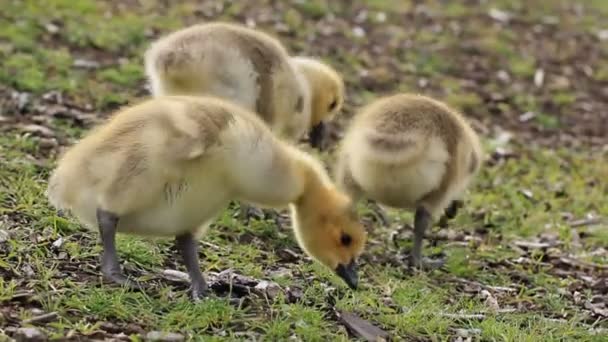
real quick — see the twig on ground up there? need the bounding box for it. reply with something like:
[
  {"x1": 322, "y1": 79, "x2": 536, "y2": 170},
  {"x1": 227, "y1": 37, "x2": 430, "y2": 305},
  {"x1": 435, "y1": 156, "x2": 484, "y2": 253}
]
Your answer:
[
  {"x1": 569, "y1": 217, "x2": 603, "y2": 228},
  {"x1": 22, "y1": 312, "x2": 59, "y2": 325},
  {"x1": 337, "y1": 310, "x2": 390, "y2": 342}
]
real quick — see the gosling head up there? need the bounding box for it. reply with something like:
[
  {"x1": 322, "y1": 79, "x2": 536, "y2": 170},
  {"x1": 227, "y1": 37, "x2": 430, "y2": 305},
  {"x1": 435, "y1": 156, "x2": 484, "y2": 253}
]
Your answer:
[
  {"x1": 290, "y1": 57, "x2": 345, "y2": 149},
  {"x1": 291, "y1": 190, "x2": 366, "y2": 289}
]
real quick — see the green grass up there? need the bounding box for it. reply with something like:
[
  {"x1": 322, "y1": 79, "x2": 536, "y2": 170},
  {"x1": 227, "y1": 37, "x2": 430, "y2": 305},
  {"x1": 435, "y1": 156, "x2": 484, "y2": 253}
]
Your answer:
[
  {"x1": 2, "y1": 131, "x2": 606, "y2": 339},
  {"x1": 1, "y1": 0, "x2": 607, "y2": 340}
]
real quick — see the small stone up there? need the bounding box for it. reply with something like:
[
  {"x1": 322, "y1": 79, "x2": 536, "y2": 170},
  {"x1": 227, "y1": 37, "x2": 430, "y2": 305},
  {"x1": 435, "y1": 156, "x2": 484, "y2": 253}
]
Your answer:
[
  {"x1": 454, "y1": 328, "x2": 482, "y2": 337},
  {"x1": 145, "y1": 331, "x2": 184, "y2": 342},
  {"x1": 481, "y1": 290, "x2": 500, "y2": 312},
  {"x1": 52, "y1": 237, "x2": 63, "y2": 249},
  {"x1": 73, "y1": 59, "x2": 100, "y2": 69},
  {"x1": 13, "y1": 91, "x2": 31, "y2": 111},
  {"x1": 376, "y1": 12, "x2": 387, "y2": 23},
  {"x1": 99, "y1": 321, "x2": 121, "y2": 333},
  {"x1": 42, "y1": 91, "x2": 63, "y2": 103},
  {"x1": 0, "y1": 230, "x2": 9, "y2": 243},
  {"x1": 277, "y1": 248, "x2": 300, "y2": 262},
  {"x1": 352, "y1": 26, "x2": 366, "y2": 38},
  {"x1": 254, "y1": 280, "x2": 282, "y2": 299},
  {"x1": 38, "y1": 138, "x2": 58, "y2": 149},
  {"x1": 45, "y1": 23, "x2": 59, "y2": 34},
  {"x1": 22, "y1": 264, "x2": 35, "y2": 277},
  {"x1": 286, "y1": 286, "x2": 303, "y2": 303},
  {"x1": 597, "y1": 29, "x2": 608, "y2": 41},
  {"x1": 488, "y1": 8, "x2": 512, "y2": 23},
  {"x1": 496, "y1": 70, "x2": 510, "y2": 83},
  {"x1": 519, "y1": 111, "x2": 536, "y2": 122},
  {"x1": 15, "y1": 327, "x2": 47, "y2": 341},
  {"x1": 519, "y1": 189, "x2": 534, "y2": 200},
  {"x1": 161, "y1": 269, "x2": 190, "y2": 283},
  {"x1": 534, "y1": 69, "x2": 544, "y2": 87},
  {"x1": 361, "y1": 67, "x2": 393, "y2": 89},
  {"x1": 30, "y1": 308, "x2": 44, "y2": 315}
]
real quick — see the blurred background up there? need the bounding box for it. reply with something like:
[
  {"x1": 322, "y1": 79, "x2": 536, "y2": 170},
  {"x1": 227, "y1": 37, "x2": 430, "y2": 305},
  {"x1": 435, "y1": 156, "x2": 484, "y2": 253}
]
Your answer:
[{"x1": 1, "y1": 0, "x2": 607, "y2": 148}]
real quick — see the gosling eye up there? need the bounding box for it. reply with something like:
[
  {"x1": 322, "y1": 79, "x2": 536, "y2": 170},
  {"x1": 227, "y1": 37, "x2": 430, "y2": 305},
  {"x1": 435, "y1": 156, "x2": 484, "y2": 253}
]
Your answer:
[
  {"x1": 328, "y1": 98, "x2": 337, "y2": 111},
  {"x1": 340, "y1": 233, "x2": 352, "y2": 246},
  {"x1": 295, "y1": 96, "x2": 304, "y2": 113}
]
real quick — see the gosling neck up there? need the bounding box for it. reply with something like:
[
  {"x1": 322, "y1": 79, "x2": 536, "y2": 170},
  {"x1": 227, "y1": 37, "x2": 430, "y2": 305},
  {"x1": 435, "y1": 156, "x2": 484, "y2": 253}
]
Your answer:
[{"x1": 292, "y1": 159, "x2": 331, "y2": 210}]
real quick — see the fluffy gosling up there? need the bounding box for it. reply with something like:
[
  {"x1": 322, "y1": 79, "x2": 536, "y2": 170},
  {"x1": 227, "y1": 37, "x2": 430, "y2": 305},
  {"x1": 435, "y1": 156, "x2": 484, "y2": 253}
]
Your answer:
[
  {"x1": 335, "y1": 94, "x2": 482, "y2": 268},
  {"x1": 47, "y1": 96, "x2": 366, "y2": 299},
  {"x1": 290, "y1": 57, "x2": 345, "y2": 148},
  {"x1": 145, "y1": 22, "x2": 315, "y2": 142}
]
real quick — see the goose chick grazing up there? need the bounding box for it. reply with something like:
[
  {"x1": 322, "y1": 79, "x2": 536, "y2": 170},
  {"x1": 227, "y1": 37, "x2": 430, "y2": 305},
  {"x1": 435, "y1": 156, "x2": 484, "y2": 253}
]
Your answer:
[
  {"x1": 290, "y1": 57, "x2": 345, "y2": 149},
  {"x1": 144, "y1": 22, "x2": 312, "y2": 143},
  {"x1": 335, "y1": 94, "x2": 482, "y2": 268},
  {"x1": 47, "y1": 96, "x2": 366, "y2": 299}
]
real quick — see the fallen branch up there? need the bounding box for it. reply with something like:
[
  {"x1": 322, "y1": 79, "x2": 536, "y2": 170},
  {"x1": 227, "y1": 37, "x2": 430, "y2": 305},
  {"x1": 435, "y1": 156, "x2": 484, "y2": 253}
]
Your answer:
[
  {"x1": 569, "y1": 217, "x2": 603, "y2": 228},
  {"x1": 439, "y1": 313, "x2": 485, "y2": 320},
  {"x1": 439, "y1": 308, "x2": 517, "y2": 321},
  {"x1": 161, "y1": 269, "x2": 190, "y2": 283},
  {"x1": 558, "y1": 256, "x2": 608, "y2": 271},
  {"x1": 23, "y1": 312, "x2": 59, "y2": 325},
  {"x1": 11, "y1": 291, "x2": 35, "y2": 301},
  {"x1": 449, "y1": 276, "x2": 517, "y2": 293},
  {"x1": 201, "y1": 241, "x2": 223, "y2": 251},
  {"x1": 337, "y1": 310, "x2": 390, "y2": 342}
]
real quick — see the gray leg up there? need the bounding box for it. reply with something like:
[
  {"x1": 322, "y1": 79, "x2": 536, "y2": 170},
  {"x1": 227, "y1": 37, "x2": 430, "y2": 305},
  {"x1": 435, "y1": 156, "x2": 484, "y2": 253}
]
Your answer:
[
  {"x1": 410, "y1": 206, "x2": 445, "y2": 270},
  {"x1": 175, "y1": 233, "x2": 207, "y2": 300},
  {"x1": 411, "y1": 206, "x2": 431, "y2": 267},
  {"x1": 438, "y1": 200, "x2": 464, "y2": 227},
  {"x1": 96, "y1": 208, "x2": 133, "y2": 286},
  {"x1": 445, "y1": 200, "x2": 463, "y2": 220}
]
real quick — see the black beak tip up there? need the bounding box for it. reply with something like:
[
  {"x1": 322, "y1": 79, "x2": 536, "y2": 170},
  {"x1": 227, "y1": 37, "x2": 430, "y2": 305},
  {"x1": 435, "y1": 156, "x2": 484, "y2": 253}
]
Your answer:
[
  {"x1": 335, "y1": 262, "x2": 358, "y2": 290},
  {"x1": 345, "y1": 277, "x2": 358, "y2": 290},
  {"x1": 309, "y1": 122, "x2": 326, "y2": 149}
]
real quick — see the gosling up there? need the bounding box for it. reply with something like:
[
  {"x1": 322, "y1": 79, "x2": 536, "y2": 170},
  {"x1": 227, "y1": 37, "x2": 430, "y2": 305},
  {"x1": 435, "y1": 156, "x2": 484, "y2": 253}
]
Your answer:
[
  {"x1": 290, "y1": 56, "x2": 345, "y2": 148},
  {"x1": 47, "y1": 96, "x2": 366, "y2": 299},
  {"x1": 145, "y1": 22, "x2": 343, "y2": 147},
  {"x1": 335, "y1": 94, "x2": 482, "y2": 269}
]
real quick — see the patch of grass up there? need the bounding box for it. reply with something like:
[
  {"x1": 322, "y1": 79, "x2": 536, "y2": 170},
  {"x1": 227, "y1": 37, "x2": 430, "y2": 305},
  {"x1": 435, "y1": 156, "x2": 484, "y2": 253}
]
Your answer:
[
  {"x1": 552, "y1": 91, "x2": 577, "y2": 106},
  {"x1": 99, "y1": 61, "x2": 144, "y2": 88},
  {"x1": 477, "y1": 30, "x2": 517, "y2": 58},
  {"x1": 534, "y1": 112, "x2": 561, "y2": 129},
  {"x1": 361, "y1": 0, "x2": 412, "y2": 12},
  {"x1": 445, "y1": 91, "x2": 484, "y2": 113},
  {"x1": 5, "y1": 127, "x2": 605, "y2": 340},
  {"x1": 295, "y1": 0, "x2": 328, "y2": 19},
  {"x1": 445, "y1": 247, "x2": 479, "y2": 278},
  {"x1": 443, "y1": 2, "x2": 468, "y2": 17},
  {"x1": 116, "y1": 236, "x2": 166, "y2": 268},
  {"x1": 407, "y1": 51, "x2": 450, "y2": 76},
  {"x1": 63, "y1": 287, "x2": 156, "y2": 323},
  {"x1": 510, "y1": 56, "x2": 537, "y2": 78},
  {"x1": 159, "y1": 298, "x2": 238, "y2": 332}
]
